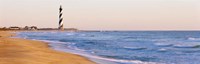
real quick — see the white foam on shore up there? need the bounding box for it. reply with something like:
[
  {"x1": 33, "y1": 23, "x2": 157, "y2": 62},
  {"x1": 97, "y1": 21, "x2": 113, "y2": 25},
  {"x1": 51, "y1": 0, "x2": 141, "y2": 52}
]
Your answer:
[
  {"x1": 14, "y1": 32, "x2": 162, "y2": 64},
  {"x1": 38, "y1": 40, "x2": 163, "y2": 64}
]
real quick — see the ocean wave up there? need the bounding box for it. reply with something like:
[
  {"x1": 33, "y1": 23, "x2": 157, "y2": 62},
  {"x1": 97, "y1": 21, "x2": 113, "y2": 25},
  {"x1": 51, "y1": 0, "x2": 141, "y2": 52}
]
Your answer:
[
  {"x1": 157, "y1": 48, "x2": 168, "y2": 52},
  {"x1": 173, "y1": 44, "x2": 200, "y2": 48},
  {"x1": 65, "y1": 33, "x2": 75, "y2": 36},
  {"x1": 67, "y1": 51, "x2": 162, "y2": 64},
  {"x1": 154, "y1": 43, "x2": 173, "y2": 47},
  {"x1": 88, "y1": 56, "x2": 162, "y2": 64},
  {"x1": 181, "y1": 50, "x2": 200, "y2": 53},
  {"x1": 39, "y1": 40, "x2": 69, "y2": 44},
  {"x1": 188, "y1": 37, "x2": 200, "y2": 40},
  {"x1": 123, "y1": 47, "x2": 147, "y2": 50},
  {"x1": 16, "y1": 31, "x2": 200, "y2": 64},
  {"x1": 35, "y1": 40, "x2": 161, "y2": 64}
]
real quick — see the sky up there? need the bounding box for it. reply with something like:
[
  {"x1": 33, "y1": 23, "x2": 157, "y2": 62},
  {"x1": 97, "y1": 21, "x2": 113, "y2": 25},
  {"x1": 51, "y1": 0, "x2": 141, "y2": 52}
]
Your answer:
[{"x1": 0, "y1": 0, "x2": 200, "y2": 30}]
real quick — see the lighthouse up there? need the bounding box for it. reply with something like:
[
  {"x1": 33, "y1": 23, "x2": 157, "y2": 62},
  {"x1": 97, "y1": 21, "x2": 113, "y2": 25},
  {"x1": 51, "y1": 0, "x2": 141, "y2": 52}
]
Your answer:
[{"x1": 58, "y1": 5, "x2": 64, "y2": 30}]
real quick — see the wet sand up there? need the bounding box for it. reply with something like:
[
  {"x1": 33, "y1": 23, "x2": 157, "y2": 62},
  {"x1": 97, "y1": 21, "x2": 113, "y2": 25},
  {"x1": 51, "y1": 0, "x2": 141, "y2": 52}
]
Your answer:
[{"x1": 0, "y1": 31, "x2": 95, "y2": 64}]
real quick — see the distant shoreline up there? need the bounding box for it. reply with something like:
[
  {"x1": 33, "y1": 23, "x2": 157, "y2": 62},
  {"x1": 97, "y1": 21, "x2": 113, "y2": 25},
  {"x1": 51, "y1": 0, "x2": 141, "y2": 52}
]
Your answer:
[{"x1": 1, "y1": 28, "x2": 200, "y2": 31}]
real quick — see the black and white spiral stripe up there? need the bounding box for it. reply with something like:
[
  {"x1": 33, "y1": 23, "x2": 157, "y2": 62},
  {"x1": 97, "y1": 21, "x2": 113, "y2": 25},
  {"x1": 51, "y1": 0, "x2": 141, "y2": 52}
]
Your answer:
[{"x1": 59, "y1": 5, "x2": 64, "y2": 30}]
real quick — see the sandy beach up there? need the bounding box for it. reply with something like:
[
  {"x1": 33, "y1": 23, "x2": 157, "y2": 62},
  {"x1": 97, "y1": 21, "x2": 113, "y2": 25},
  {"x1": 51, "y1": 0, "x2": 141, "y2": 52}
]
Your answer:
[{"x1": 0, "y1": 31, "x2": 95, "y2": 64}]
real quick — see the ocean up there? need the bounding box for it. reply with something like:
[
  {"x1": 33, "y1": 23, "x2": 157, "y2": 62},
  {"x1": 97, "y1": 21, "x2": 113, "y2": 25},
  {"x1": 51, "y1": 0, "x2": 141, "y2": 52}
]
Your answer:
[{"x1": 16, "y1": 31, "x2": 200, "y2": 64}]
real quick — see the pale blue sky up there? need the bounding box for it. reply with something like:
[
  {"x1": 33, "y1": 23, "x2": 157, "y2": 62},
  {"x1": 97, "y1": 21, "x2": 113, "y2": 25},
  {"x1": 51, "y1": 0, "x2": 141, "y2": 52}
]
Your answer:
[{"x1": 0, "y1": 0, "x2": 200, "y2": 30}]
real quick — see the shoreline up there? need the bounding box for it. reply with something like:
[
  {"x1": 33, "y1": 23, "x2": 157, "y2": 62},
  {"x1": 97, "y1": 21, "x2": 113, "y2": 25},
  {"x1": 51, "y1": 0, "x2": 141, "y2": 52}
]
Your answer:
[{"x1": 0, "y1": 31, "x2": 96, "y2": 64}]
